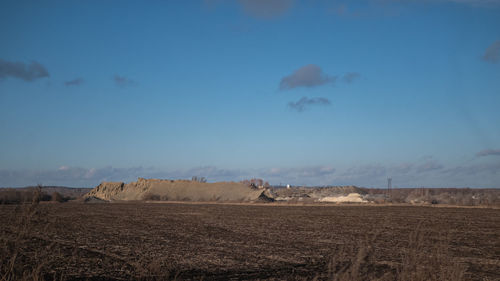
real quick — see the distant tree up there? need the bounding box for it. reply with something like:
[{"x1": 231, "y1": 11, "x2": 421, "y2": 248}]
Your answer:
[
  {"x1": 32, "y1": 184, "x2": 43, "y2": 204},
  {"x1": 51, "y1": 192, "x2": 64, "y2": 203},
  {"x1": 241, "y1": 178, "x2": 267, "y2": 188},
  {"x1": 192, "y1": 176, "x2": 207, "y2": 183}
]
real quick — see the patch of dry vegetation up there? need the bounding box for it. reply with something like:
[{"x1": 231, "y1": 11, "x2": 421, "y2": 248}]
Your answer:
[
  {"x1": 362, "y1": 187, "x2": 500, "y2": 206},
  {"x1": 0, "y1": 189, "x2": 56, "y2": 280},
  {"x1": 0, "y1": 186, "x2": 72, "y2": 205},
  {"x1": 326, "y1": 226, "x2": 467, "y2": 281}
]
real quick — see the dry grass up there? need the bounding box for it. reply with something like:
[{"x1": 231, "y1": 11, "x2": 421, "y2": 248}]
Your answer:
[
  {"x1": 0, "y1": 193, "x2": 55, "y2": 281},
  {"x1": 0, "y1": 187, "x2": 69, "y2": 205},
  {"x1": 325, "y1": 225, "x2": 468, "y2": 281}
]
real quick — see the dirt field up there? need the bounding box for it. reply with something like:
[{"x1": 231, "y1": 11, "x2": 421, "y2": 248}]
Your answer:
[{"x1": 1, "y1": 203, "x2": 499, "y2": 280}]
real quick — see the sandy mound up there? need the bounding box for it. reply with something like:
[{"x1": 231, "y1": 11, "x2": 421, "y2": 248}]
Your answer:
[
  {"x1": 318, "y1": 193, "x2": 367, "y2": 203},
  {"x1": 84, "y1": 178, "x2": 272, "y2": 202},
  {"x1": 86, "y1": 182, "x2": 125, "y2": 200},
  {"x1": 272, "y1": 186, "x2": 366, "y2": 201}
]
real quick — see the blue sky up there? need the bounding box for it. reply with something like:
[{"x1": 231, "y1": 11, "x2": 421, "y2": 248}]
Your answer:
[{"x1": 1, "y1": 0, "x2": 499, "y2": 188}]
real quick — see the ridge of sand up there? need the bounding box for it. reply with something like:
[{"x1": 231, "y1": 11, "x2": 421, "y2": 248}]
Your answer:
[
  {"x1": 318, "y1": 193, "x2": 368, "y2": 203},
  {"x1": 272, "y1": 186, "x2": 366, "y2": 201},
  {"x1": 84, "y1": 178, "x2": 270, "y2": 202}
]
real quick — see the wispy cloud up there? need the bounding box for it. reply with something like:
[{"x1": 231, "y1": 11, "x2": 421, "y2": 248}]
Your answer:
[
  {"x1": 482, "y1": 40, "x2": 500, "y2": 63},
  {"x1": 259, "y1": 166, "x2": 336, "y2": 186},
  {"x1": 330, "y1": 3, "x2": 348, "y2": 16},
  {"x1": 379, "y1": 0, "x2": 500, "y2": 7},
  {"x1": 0, "y1": 59, "x2": 49, "y2": 82},
  {"x1": 393, "y1": 163, "x2": 414, "y2": 174},
  {"x1": 415, "y1": 160, "x2": 444, "y2": 173},
  {"x1": 476, "y1": 149, "x2": 500, "y2": 157},
  {"x1": 238, "y1": 0, "x2": 293, "y2": 19},
  {"x1": 2, "y1": 160, "x2": 500, "y2": 188},
  {"x1": 264, "y1": 166, "x2": 336, "y2": 178},
  {"x1": 341, "y1": 164, "x2": 387, "y2": 179},
  {"x1": 288, "y1": 97, "x2": 331, "y2": 112},
  {"x1": 443, "y1": 0, "x2": 500, "y2": 6},
  {"x1": 0, "y1": 166, "x2": 144, "y2": 187},
  {"x1": 113, "y1": 75, "x2": 135, "y2": 87},
  {"x1": 0, "y1": 166, "x2": 249, "y2": 188},
  {"x1": 325, "y1": 1, "x2": 500, "y2": 20},
  {"x1": 280, "y1": 64, "x2": 337, "y2": 90},
  {"x1": 442, "y1": 162, "x2": 500, "y2": 176},
  {"x1": 342, "y1": 72, "x2": 361, "y2": 83},
  {"x1": 180, "y1": 166, "x2": 245, "y2": 179},
  {"x1": 64, "y1": 78, "x2": 84, "y2": 86}
]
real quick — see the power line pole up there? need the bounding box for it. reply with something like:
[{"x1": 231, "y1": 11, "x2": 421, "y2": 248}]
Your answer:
[{"x1": 387, "y1": 177, "x2": 392, "y2": 201}]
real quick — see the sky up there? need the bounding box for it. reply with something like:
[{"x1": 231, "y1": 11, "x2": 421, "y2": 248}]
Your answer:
[{"x1": 0, "y1": 0, "x2": 499, "y2": 188}]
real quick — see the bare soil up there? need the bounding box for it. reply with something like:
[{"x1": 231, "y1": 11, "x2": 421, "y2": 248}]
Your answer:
[{"x1": 0, "y1": 203, "x2": 499, "y2": 280}]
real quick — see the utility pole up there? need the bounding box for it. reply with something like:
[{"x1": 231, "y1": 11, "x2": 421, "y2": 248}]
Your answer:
[{"x1": 387, "y1": 178, "x2": 392, "y2": 201}]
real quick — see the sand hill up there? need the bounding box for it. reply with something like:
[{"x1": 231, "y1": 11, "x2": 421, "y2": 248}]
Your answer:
[
  {"x1": 84, "y1": 178, "x2": 273, "y2": 202},
  {"x1": 318, "y1": 193, "x2": 368, "y2": 203},
  {"x1": 272, "y1": 186, "x2": 366, "y2": 201}
]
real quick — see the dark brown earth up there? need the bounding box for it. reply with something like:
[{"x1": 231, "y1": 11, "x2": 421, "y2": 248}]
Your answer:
[{"x1": 1, "y1": 203, "x2": 499, "y2": 280}]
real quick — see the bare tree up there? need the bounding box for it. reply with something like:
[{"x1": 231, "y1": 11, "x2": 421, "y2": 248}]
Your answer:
[{"x1": 192, "y1": 176, "x2": 207, "y2": 183}]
